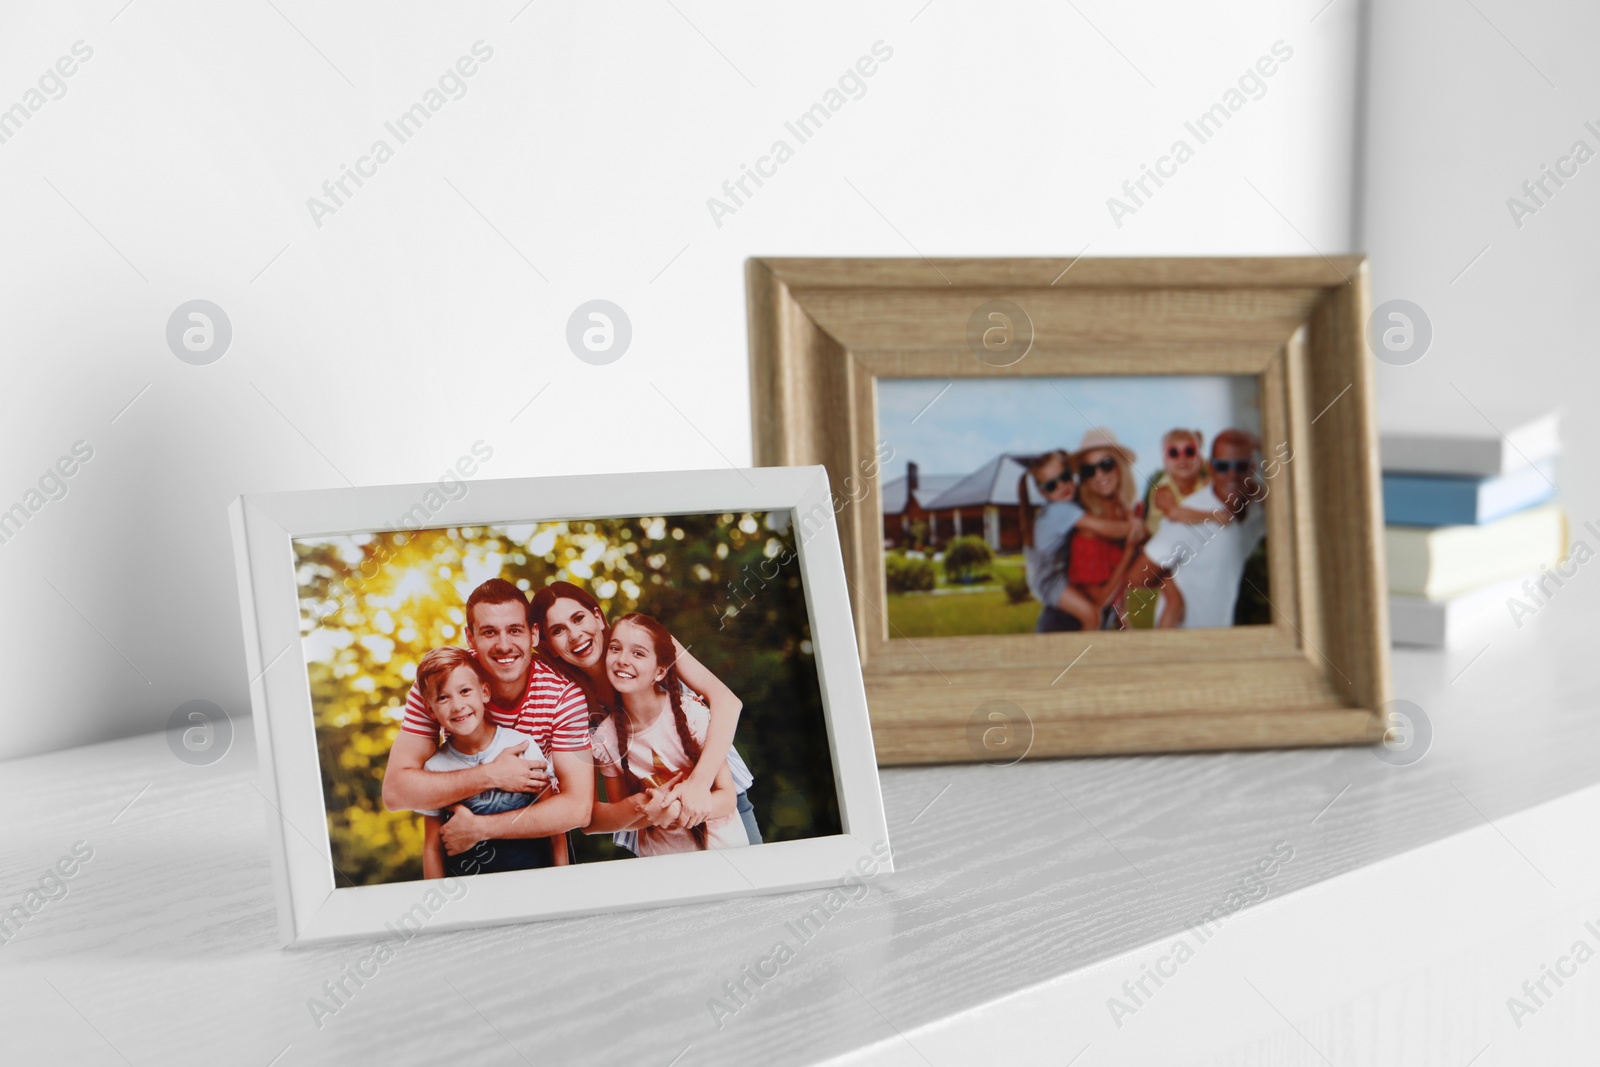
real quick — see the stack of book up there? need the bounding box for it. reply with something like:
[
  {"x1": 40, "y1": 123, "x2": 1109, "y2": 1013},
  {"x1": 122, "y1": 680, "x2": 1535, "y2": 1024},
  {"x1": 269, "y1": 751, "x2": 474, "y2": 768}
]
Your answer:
[{"x1": 1381, "y1": 408, "x2": 1566, "y2": 648}]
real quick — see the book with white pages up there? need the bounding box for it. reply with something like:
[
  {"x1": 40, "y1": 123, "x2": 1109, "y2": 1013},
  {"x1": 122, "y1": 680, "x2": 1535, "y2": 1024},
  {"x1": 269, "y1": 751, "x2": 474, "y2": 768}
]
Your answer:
[{"x1": 1386, "y1": 504, "x2": 1568, "y2": 598}]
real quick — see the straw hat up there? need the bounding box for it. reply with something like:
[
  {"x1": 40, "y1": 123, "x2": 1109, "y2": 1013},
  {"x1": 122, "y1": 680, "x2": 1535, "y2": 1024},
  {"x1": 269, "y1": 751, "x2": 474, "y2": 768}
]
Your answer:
[{"x1": 1069, "y1": 427, "x2": 1137, "y2": 469}]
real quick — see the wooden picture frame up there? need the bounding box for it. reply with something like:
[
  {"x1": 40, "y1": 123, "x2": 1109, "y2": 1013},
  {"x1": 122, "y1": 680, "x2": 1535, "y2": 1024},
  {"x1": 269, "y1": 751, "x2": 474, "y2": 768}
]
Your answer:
[{"x1": 746, "y1": 256, "x2": 1391, "y2": 765}]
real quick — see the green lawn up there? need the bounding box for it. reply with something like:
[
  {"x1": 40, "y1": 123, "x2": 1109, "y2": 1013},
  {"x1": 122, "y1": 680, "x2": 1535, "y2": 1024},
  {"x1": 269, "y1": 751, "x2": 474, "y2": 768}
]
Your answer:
[
  {"x1": 886, "y1": 554, "x2": 1041, "y2": 637},
  {"x1": 887, "y1": 588, "x2": 1041, "y2": 636}
]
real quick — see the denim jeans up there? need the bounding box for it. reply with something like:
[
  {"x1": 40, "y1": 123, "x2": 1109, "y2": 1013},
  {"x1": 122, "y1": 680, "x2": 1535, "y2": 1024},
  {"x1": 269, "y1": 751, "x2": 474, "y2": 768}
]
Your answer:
[
  {"x1": 1035, "y1": 604, "x2": 1084, "y2": 633},
  {"x1": 736, "y1": 790, "x2": 762, "y2": 845}
]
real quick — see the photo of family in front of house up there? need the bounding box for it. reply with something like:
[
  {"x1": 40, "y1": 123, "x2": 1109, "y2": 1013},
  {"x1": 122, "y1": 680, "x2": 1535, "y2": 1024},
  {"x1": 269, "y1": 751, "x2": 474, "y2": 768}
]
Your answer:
[
  {"x1": 293, "y1": 512, "x2": 841, "y2": 888},
  {"x1": 879, "y1": 375, "x2": 1274, "y2": 638}
]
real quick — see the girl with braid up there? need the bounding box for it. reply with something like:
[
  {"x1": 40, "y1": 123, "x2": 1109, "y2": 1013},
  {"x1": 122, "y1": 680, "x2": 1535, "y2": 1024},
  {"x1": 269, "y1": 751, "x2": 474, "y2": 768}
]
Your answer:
[
  {"x1": 530, "y1": 581, "x2": 761, "y2": 849},
  {"x1": 586, "y1": 614, "x2": 750, "y2": 855}
]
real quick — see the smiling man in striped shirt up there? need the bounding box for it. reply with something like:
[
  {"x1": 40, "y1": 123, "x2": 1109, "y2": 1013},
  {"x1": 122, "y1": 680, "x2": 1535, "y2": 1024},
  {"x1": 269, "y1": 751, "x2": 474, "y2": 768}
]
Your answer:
[{"x1": 381, "y1": 579, "x2": 594, "y2": 863}]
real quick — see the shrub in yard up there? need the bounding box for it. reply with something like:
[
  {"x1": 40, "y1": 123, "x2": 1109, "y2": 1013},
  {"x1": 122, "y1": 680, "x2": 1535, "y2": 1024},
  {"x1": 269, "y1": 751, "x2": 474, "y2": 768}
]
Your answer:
[
  {"x1": 885, "y1": 551, "x2": 935, "y2": 593},
  {"x1": 1002, "y1": 571, "x2": 1032, "y2": 604},
  {"x1": 943, "y1": 536, "x2": 994, "y2": 584}
]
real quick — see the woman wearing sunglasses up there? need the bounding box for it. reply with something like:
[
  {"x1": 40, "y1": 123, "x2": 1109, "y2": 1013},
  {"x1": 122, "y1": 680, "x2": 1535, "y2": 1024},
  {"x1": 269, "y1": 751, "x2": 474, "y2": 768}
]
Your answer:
[
  {"x1": 1063, "y1": 429, "x2": 1151, "y2": 629},
  {"x1": 1017, "y1": 449, "x2": 1142, "y2": 632}
]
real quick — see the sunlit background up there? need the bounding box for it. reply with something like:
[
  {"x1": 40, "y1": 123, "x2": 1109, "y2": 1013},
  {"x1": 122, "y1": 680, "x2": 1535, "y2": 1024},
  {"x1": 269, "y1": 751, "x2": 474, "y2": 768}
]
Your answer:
[{"x1": 294, "y1": 510, "x2": 841, "y2": 886}]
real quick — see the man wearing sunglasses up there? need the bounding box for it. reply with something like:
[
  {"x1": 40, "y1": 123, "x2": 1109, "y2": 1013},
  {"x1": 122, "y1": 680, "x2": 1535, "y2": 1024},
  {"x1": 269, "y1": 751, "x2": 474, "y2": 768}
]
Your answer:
[{"x1": 1130, "y1": 429, "x2": 1267, "y2": 629}]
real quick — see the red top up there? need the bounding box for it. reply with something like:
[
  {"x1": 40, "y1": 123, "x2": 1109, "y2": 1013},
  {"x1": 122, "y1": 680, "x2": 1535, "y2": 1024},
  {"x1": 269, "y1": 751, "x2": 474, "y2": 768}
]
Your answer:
[{"x1": 1067, "y1": 530, "x2": 1126, "y2": 586}]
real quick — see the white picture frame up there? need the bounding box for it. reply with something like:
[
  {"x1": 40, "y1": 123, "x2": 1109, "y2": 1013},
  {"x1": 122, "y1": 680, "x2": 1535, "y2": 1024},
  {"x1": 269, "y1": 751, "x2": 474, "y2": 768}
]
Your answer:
[{"x1": 230, "y1": 465, "x2": 891, "y2": 946}]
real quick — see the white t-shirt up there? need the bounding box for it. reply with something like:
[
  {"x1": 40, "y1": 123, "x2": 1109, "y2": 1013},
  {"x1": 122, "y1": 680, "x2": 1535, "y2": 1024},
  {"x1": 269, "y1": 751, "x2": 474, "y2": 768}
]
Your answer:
[
  {"x1": 414, "y1": 726, "x2": 556, "y2": 818},
  {"x1": 1141, "y1": 485, "x2": 1266, "y2": 629},
  {"x1": 603, "y1": 683, "x2": 754, "y2": 855},
  {"x1": 592, "y1": 696, "x2": 750, "y2": 857}
]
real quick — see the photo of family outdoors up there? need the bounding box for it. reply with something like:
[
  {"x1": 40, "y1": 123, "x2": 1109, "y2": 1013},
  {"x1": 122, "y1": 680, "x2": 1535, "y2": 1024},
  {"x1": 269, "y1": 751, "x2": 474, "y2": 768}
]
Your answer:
[
  {"x1": 292, "y1": 510, "x2": 841, "y2": 889},
  {"x1": 878, "y1": 374, "x2": 1273, "y2": 637}
]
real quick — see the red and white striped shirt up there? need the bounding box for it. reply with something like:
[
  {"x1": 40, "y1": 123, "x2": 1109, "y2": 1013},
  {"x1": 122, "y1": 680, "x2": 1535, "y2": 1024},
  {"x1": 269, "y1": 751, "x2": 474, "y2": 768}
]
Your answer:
[{"x1": 402, "y1": 652, "x2": 591, "y2": 754}]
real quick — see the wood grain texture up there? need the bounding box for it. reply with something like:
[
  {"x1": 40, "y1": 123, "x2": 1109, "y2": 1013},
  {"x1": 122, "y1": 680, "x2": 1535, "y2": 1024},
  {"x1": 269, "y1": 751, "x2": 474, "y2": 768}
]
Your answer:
[
  {"x1": 853, "y1": 343, "x2": 1285, "y2": 377},
  {"x1": 835, "y1": 770, "x2": 1600, "y2": 1065},
  {"x1": 790, "y1": 288, "x2": 1327, "y2": 350},
  {"x1": 755, "y1": 257, "x2": 1364, "y2": 290},
  {"x1": 1302, "y1": 264, "x2": 1391, "y2": 711},
  {"x1": 746, "y1": 257, "x2": 1389, "y2": 764},
  {"x1": 0, "y1": 586, "x2": 1593, "y2": 1067},
  {"x1": 859, "y1": 615, "x2": 1307, "y2": 672},
  {"x1": 1258, "y1": 344, "x2": 1303, "y2": 640},
  {"x1": 1282, "y1": 325, "x2": 1328, "y2": 666}
]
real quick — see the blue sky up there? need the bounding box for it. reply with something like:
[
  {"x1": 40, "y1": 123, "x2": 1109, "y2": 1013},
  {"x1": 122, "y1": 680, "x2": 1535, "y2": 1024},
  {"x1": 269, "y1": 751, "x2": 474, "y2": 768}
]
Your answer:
[{"x1": 878, "y1": 375, "x2": 1261, "y2": 485}]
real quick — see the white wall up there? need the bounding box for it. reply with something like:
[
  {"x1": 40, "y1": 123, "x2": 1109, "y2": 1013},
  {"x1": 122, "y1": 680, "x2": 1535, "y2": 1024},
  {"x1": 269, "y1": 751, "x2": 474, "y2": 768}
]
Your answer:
[
  {"x1": 0, "y1": 1, "x2": 1360, "y2": 760},
  {"x1": 1362, "y1": 0, "x2": 1598, "y2": 522}
]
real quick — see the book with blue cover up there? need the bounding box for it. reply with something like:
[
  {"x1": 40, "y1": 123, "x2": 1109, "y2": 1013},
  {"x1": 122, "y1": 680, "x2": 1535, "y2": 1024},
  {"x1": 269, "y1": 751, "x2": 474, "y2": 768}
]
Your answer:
[{"x1": 1383, "y1": 458, "x2": 1558, "y2": 527}]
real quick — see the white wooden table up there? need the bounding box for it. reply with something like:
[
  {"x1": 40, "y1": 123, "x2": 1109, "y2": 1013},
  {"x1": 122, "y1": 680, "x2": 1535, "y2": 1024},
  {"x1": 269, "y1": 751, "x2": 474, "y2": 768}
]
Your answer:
[{"x1": 4, "y1": 575, "x2": 1597, "y2": 1066}]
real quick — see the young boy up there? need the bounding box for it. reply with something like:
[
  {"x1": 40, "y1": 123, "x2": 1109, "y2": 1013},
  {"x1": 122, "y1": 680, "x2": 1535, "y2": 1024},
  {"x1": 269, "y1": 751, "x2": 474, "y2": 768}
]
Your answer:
[{"x1": 412, "y1": 646, "x2": 567, "y2": 877}]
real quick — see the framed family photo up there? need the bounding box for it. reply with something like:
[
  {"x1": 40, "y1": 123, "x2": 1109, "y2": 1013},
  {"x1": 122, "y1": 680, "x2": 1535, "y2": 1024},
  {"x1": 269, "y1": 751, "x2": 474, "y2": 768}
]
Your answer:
[
  {"x1": 747, "y1": 256, "x2": 1392, "y2": 764},
  {"x1": 231, "y1": 465, "x2": 890, "y2": 945}
]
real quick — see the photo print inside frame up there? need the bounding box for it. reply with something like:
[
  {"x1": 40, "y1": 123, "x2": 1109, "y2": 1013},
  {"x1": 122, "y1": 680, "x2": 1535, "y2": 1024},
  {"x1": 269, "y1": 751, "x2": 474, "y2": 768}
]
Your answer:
[
  {"x1": 878, "y1": 374, "x2": 1272, "y2": 638},
  {"x1": 293, "y1": 511, "x2": 843, "y2": 889}
]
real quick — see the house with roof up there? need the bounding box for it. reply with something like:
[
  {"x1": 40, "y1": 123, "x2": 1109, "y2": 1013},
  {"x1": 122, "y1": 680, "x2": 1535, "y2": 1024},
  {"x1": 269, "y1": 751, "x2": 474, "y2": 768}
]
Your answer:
[
  {"x1": 883, "y1": 455, "x2": 1045, "y2": 552},
  {"x1": 920, "y1": 453, "x2": 1045, "y2": 553},
  {"x1": 880, "y1": 463, "x2": 963, "y2": 548}
]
